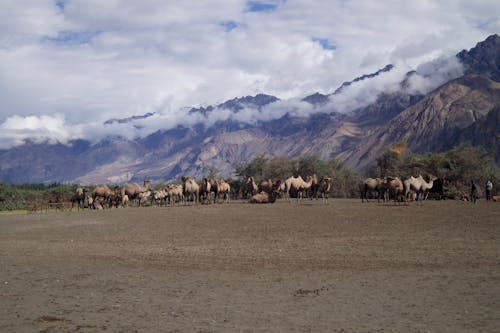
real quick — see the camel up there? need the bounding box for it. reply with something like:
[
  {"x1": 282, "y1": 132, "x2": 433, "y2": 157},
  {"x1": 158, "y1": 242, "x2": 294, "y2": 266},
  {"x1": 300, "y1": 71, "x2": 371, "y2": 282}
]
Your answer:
[
  {"x1": 286, "y1": 175, "x2": 313, "y2": 201},
  {"x1": 181, "y1": 176, "x2": 199, "y2": 204},
  {"x1": 152, "y1": 189, "x2": 167, "y2": 206},
  {"x1": 385, "y1": 177, "x2": 404, "y2": 202},
  {"x1": 85, "y1": 194, "x2": 94, "y2": 208},
  {"x1": 278, "y1": 180, "x2": 287, "y2": 199},
  {"x1": 404, "y1": 175, "x2": 436, "y2": 201},
  {"x1": 258, "y1": 179, "x2": 273, "y2": 194},
  {"x1": 92, "y1": 185, "x2": 113, "y2": 208},
  {"x1": 217, "y1": 179, "x2": 231, "y2": 203},
  {"x1": 419, "y1": 175, "x2": 437, "y2": 200},
  {"x1": 209, "y1": 179, "x2": 219, "y2": 203},
  {"x1": 361, "y1": 177, "x2": 386, "y2": 203},
  {"x1": 249, "y1": 191, "x2": 279, "y2": 204},
  {"x1": 246, "y1": 177, "x2": 259, "y2": 198},
  {"x1": 121, "y1": 180, "x2": 151, "y2": 206},
  {"x1": 138, "y1": 190, "x2": 151, "y2": 207},
  {"x1": 199, "y1": 178, "x2": 212, "y2": 204},
  {"x1": 71, "y1": 187, "x2": 87, "y2": 210},
  {"x1": 309, "y1": 174, "x2": 320, "y2": 199},
  {"x1": 318, "y1": 177, "x2": 331, "y2": 204},
  {"x1": 166, "y1": 184, "x2": 183, "y2": 206},
  {"x1": 121, "y1": 194, "x2": 129, "y2": 207},
  {"x1": 108, "y1": 187, "x2": 124, "y2": 208},
  {"x1": 375, "y1": 177, "x2": 404, "y2": 202}
]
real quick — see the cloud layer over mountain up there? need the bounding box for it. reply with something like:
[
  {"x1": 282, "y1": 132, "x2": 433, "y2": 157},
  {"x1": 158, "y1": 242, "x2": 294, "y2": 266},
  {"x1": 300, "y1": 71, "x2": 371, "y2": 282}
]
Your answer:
[{"x1": 0, "y1": 0, "x2": 498, "y2": 147}]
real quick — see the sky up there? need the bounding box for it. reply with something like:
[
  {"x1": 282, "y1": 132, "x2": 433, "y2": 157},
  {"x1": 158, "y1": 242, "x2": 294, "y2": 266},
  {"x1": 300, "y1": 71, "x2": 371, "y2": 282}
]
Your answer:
[{"x1": 0, "y1": 0, "x2": 498, "y2": 148}]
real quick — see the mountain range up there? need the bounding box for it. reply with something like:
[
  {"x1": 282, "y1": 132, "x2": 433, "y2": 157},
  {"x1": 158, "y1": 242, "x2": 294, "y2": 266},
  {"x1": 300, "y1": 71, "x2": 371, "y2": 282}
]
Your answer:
[{"x1": 0, "y1": 34, "x2": 499, "y2": 184}]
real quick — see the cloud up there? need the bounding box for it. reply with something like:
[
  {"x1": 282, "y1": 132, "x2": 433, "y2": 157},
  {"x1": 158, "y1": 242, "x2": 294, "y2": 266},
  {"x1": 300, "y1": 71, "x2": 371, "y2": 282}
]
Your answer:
[
  {"x1": 0, "y1": 1, "x2": 498, "y2": 148},
  {"x1": 404, "y1": 56, "x2": 465, "y2": 95},
  {"x1": 0, "y1": 114, "x2": 77, "y2": 149}
]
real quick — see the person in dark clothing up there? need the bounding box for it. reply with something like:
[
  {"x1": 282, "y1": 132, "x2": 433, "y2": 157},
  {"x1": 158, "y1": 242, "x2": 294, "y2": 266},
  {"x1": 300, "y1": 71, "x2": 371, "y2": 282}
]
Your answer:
[
  {"x1": 485, "y1": 180, "x2": 493, "y2": 201},
  {"x1": 470, "y1": 179, "x2": 478, "y2": 203}
]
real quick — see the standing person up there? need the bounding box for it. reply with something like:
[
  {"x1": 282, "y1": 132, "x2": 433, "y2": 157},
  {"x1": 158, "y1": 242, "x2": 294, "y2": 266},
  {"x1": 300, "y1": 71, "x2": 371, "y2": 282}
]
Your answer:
[
  {"x1": 470, "y1": 179, "x2": 478, "y2": 204},
  {"x1": 485, "y1": 180, "x2": 493, "y2": 201}
]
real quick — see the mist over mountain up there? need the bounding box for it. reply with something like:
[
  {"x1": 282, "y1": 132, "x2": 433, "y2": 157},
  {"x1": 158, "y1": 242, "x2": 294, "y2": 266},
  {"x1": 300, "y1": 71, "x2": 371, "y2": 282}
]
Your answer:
[{"x1": 0, "y1": 35, "x2": 499, "y2": 184}]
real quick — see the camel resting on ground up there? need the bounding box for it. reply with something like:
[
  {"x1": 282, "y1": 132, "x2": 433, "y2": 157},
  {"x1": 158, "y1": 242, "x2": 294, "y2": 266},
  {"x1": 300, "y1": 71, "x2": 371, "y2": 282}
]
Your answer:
[{"x1": 249, "y1": 191, "x2": 279, "y2": 204}]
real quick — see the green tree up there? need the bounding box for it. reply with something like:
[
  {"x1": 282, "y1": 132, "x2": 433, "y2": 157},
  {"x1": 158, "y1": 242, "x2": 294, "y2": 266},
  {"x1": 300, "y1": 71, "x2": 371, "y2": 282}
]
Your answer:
[
  {"x1": 264, "y1": 157, "x2": 294, "y2": 180},
  {"x1": 234, "y1": 155, "x2": 268, "y2": 181}
]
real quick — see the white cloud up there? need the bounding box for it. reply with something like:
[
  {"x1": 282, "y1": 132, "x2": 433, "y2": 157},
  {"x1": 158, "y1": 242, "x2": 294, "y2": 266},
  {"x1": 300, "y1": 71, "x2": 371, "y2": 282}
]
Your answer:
[
  {"x1": 0, "y1": 0, "x2": 498, "y2": 148},
  {"x1": 405, "y1": 56, "x2": 465, "y2": 95},
  {"x1": 0, "y1": 114, "x2": 77, "y2": 148}
]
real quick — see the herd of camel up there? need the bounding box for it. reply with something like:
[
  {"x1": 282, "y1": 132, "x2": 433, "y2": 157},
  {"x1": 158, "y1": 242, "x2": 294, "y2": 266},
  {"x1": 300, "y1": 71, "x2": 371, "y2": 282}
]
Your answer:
[
  {"x1": 71, "y1": 174, "x2": 333, "y2": 209},
  {"x1": 71, "y1": 173, "x2": 434, "y2": 209},
  {"x1": 361, "y1": 175, "x2": 437, "y2": 203}
]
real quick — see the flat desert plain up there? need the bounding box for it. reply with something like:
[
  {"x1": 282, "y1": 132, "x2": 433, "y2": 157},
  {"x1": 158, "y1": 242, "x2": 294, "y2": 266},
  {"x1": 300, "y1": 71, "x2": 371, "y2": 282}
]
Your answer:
[{"x1": 0, "y1": 199, "x2": 499, "y2": 333}]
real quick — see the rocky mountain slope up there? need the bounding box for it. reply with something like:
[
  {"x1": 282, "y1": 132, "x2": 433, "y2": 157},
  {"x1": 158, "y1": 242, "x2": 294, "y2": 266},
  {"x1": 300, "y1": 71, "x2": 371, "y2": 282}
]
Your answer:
[{"x1": 0, "y1": 35, "x2": 499, "y2": 184}]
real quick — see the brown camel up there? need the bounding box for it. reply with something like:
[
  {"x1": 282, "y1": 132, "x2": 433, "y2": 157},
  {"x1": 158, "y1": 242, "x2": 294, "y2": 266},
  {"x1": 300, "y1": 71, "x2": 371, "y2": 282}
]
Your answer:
[
  {"x1": 361, "y1": 177, "x2": 386, "y2": 203},
  {"x1": 121, "y1": 180, "x2": 151, "y2": 206},
  {"x1": 246, "y1": 177, "x2": 259, "y2": 198},
  {"x1": 318, "y1": 177, "x2": 331, "y2": 204}
]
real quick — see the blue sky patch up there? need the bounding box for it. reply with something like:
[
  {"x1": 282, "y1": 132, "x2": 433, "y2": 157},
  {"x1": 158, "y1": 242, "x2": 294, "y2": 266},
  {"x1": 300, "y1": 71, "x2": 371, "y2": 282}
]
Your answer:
[
  {"x1": 245, "y1": 1, "x2": 279, "y2": 13},
  {"x1": 55, "y1": 0, "x2": 66, "y2": 11},
  {"x1": 221, "y1": 21, "x2": 238, "y2": 32},
  {"x1": 313, "y1": 38, "x2": 337, "y2": 50},
  {"x1": 44, "y1": 30, "x2": 101, "y2": 45}
]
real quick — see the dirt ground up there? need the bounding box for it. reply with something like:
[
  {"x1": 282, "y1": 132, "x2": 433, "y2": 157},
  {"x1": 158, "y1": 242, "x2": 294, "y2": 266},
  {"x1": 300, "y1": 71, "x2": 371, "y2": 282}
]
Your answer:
[{"x1": 0, "y1": 199, "x2": 499, "y2": 333}]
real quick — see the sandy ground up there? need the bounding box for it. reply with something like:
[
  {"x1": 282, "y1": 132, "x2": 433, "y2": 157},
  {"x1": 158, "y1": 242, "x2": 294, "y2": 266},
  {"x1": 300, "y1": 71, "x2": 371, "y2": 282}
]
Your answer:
[{"x1": 0, "y1": 199, "x2": 499, "y2": 333}]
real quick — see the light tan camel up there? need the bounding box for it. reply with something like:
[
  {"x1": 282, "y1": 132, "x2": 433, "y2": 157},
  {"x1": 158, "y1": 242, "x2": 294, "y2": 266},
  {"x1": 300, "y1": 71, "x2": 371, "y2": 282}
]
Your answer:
[
  {"x1": 418, "y1": 175, "x2": 436, "y2": 200},
  {"x1": 217, "y1": 179, "x2": 231, "y2": 203},
  {"x1": 286, "y1": 175, "x2": 313, "y2": 201},
  {"x1": 404, "y1": 175, "x2": 435, "y2": 201},
  {"x1": 121, "y1": 194, "x2": 129, "y2": 207},
  {"x1": 152, "y1": 189, "x2": 167, "y2": 206},
  {"x1": 166, "y1": 184, "x2": 183, "y2": 206},
  {"x1": 249, "y1": 191, "x2": 279, "y2": 204},
  {"x1": 138, "y1": 190, "x2": 151, "y2": 207},
  {"x1": 181, "y1": 176, "x2": 200, "y2": 204}
]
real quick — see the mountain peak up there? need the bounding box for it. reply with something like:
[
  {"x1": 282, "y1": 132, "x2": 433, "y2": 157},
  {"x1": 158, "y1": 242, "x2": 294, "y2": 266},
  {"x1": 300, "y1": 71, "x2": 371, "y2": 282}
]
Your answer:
[
  {"x1": 457, "y1": 34, "x2": 500, "y2": 81},
  {"x1": 219, "y1": 94, "x2": 279, "y2": 111},
  {"x1": 333, "y1": 64, "x2": 394, "y2": 95},
  {"x1": 302, "y1": 92, "x2": 330, "y2": 105},
  {"x1": 104, "y1": 112, "x2": 156, "y2": 125}
]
